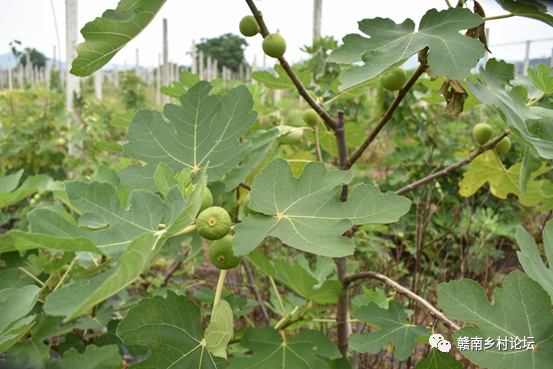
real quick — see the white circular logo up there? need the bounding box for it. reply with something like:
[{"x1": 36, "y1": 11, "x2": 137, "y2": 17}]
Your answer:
[{"x1": 429, "y1": 333, "x2": 451, "y2": 353}]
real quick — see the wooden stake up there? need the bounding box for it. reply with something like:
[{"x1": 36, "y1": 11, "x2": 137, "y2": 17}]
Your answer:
[
  {"x1": 162, "y1": 18, "x2": 169, "y2": 104},
  {"x1": 7, "y1": 57, "x2": 13, "y2": 90},
  {"x1": 199, "y1": 50, "x2": 204, "y2": 80},
  {"x1": 66, "y1": 0, "x2": 81, "y2": 157},
  {"x1": 135, "y1": 48, "x2": 139, "y2": 78},
  {"x1": 156, "y1": 55, "x2": 162, "y2": 106},
  {"x1": 523, "y1": 40, "x2": 531, "y2": 75},
  {"x1": 313, "y1": 0, "x2": 322, "y2": 41},
  {"x1": 94, "y1": 69, "x2": 103, "y2": 100},
  {"x1": 191, "y1": 40, "x2": 197, "y2": 74}
]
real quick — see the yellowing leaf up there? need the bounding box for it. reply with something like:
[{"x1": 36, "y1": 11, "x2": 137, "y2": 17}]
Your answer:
[{"x1": 459, "y1": 150, "x2": 552, "y2": 207}]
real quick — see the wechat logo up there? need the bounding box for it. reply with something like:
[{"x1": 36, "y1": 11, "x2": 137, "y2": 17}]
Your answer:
[{"x1": 429, "y1": 333, "x2": 452, "y2": 353}]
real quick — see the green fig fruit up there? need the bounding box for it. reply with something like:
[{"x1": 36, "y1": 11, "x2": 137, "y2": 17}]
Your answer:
[
  {"x1": 239, "y1": 15, "x2": 260, "y2": 37},
  {"x1": 196, "y1": 206, "x2": 231, "y2": 240},
  {"x1": 302, "y1": 109, "x2": 319, "y2": 127},
  {"x1": 379, "y1": 67, "x2": 407, "y2": 91},
  {"x1": 199, "y1": 187, "x2": 213, "y2": 213},
  {"x1": 262, "y1": 33, "x2": 286, "y2": 58},
  {"x1": 473, "y1": 123, "x2": 492, "y2": 146},
  {"x1": 495, "y1": 137, "x2": 512, "y2": 154},
  {"x1": 209, "y1": 235, "x2": 243, "y2": 270},
  {"x1": 277, "y1": 125, "x2": 302, "y2": 145},
  {"x1": 243, "y1": 193, "x2": 258, "y2": 216}
]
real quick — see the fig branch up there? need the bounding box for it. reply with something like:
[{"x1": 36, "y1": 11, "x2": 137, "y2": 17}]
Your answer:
[
  {"x1": 395, "y1": 130, "x2": 510, "y2": 196},
  {"x1": 343, "y1": 271, "x2": 461, "y2": 332},
  {"x1": 244, "y1": 0, "x2": 337, "y2": 130},
  {"x1": 347, "y1": 62, "x2": 428, "y2": 169},
  {"x1": 334, "y1": 110, "x2": 352, "y2": 356}
]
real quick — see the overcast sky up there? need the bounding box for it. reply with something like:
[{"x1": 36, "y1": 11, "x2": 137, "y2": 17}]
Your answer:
[{"x1": 1, "y1": 0, "x2": 553, "y2": 69}]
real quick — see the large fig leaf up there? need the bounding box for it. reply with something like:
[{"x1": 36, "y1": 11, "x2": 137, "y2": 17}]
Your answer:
[
  {"x1": 233, "y1": 158, "x2": 411, "y2": 257},
  {"x1": 459, "y1": 150, "x2": 552, "y2": 208},
  {"x1": 70, "y1": 0, "x2": 166, "y2": 76},
  {"x1": 43, "y1": 233, "x2": 155, "y2": 321},
  {"x1": 328, "y1": 8, "x2": 484, "y2": 90},
  {"x1": 228, "y1": 327, "x2": 341, "y2": 369},
  {"x1": 516, "y1": 221, "x2": 553, "y2": 302},
  {"x1": 468, "y1": 59, "x2": 553, "y2": 159},
  {"x1": 119, "y1": 81, "x2": 257, "y2": 189},
  {"x1": 48, "y1": 344, "x2": 122, "y2": 369},
  {"x1": 438, "y1": 271, "x2": 553, "y2": 368},
  {"x1": 21, "y1": 181, "x2": 162, "y2": 257},
  {"x1": 116, "y1": 291, "x2": 226, "y2": 368},
  {"x1": 495, "y1": 0, "x2": 553, "y2": 27},
  {"x1": 349, "y1": 300, "x2": 428, "y2": 361}
]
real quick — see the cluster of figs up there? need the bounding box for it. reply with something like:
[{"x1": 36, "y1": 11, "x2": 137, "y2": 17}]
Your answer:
[
  {"x1": 473, "y1": 123, "x2": 511, "y2": 153},
  {"x1": 240, "y1": 15, "x2": 286, "y2": 58},
  {"x1": 195, "y1": 189, "x2": 242, "y2": 270},
  {"x1": 195, "y1": 188, "x2": 265, "y2": 270}
]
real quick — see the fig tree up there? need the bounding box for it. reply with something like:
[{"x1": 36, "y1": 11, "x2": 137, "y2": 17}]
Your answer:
[
  {"x1": 209, "y1": 235, "x2": 243, "y2": 270},
  {"x1": 302, "y1": 109, "x2": 319, "y2": 127},
  {"x1": 243, "y1": 193, "x2": 258, "y2": 216},
  {"x1": 495, "y1": 137, "x2": 511, "y2": 154},
  {"x1": 196, "y1": 206, "x2": 231, "y2": 240},
  {"x1": 473, "y1": 123, "x2": 492, "y2": 146},
  {"x1": 239, "y1": 15, "x2": 260, "y2": 37},
  {"x1": 379, "y1": 67, "x2": 407, "y2": 91},
  {"x1": 199, "y1": 187, "x2": 213, "y2": 213},
  {"x1": 262, "y1": 33, "x2": 286, "y2": 58}
]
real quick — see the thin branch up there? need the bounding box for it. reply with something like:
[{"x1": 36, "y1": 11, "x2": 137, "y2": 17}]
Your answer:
[
  {"x1": 334, "y1": 109, "x2": 351, "y2": 357},
  {"x1": 484, "y1": 13, "x2": 515, "y2": 21},
  {"x1": 162, "y1": 245, "x2": 191, "y2": 287},
  {"x1": 245, "y1": 0, "x2": 337, "y2": 130},
  {"x1": 242, "y1": 259, "x2": 271, "y2": 324},
  {"x1": 395, "y1": 130, "x2": 510, "y2": 195},
  {"x1": 314, "y1": 124, "x2": 324, "y2": 162},
  {"x1": 239, "y1": 182, "x2": 251, "y2": 191},
  {"x1": 335, "y1": 110, "x2": 348, "y2": 171},
  {"x1": 343, "y1": 271, "x2": 461, "y2": 332},
  {"x1": 445, "y1": 0, "x2": 453, "y2": 7},
  {"x1": 347, "y1": 63, "x2": 428, "y2": 169},
  {"x1": 162, "y1": 260, "x2": 182, "y2": 287},
  {"x1": 19, "y1": 267, "x2": 45, "y2": 286},
  {"x1": 53, "y1": 257, "x2": 76, "y2": 292}
]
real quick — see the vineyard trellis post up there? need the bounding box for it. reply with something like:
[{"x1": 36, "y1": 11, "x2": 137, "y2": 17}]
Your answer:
[
  {"x1": 65, "y1": 0, "x2": 80, "y2": 157},
  {"x1": 162, "y1": 18, "x2": 169, "y2": 104}
]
